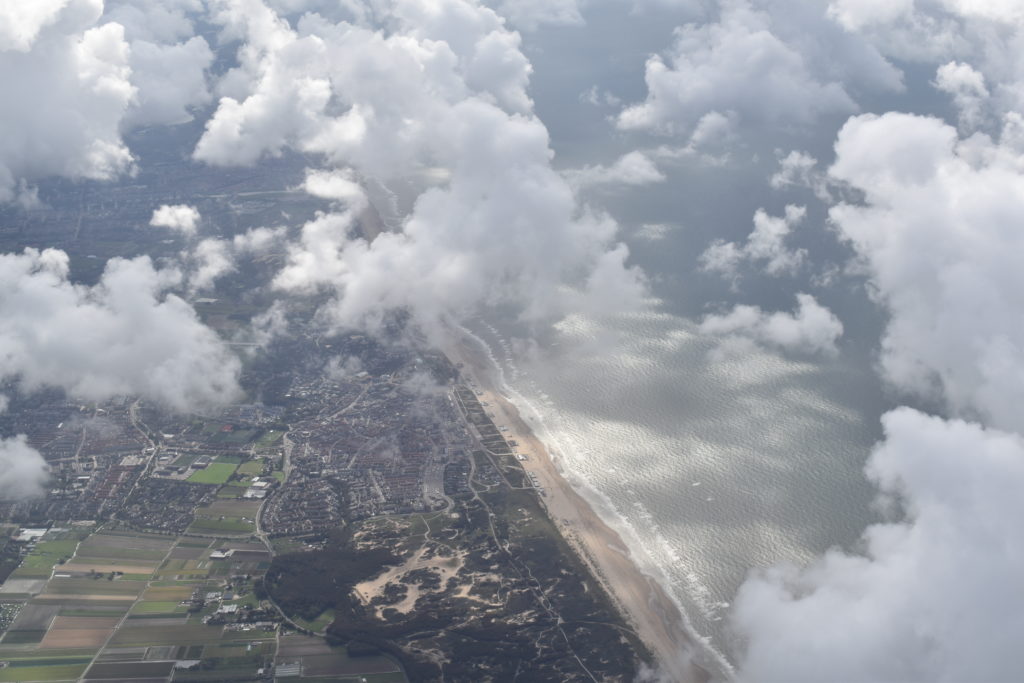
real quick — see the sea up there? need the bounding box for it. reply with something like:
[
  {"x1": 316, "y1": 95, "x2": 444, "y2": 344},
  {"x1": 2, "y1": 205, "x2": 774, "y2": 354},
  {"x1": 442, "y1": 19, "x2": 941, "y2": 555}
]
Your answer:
[
  {"x1": 485, "y1": 6, "x2": 904, "y2": 668},
  {"x1": 461, "y1": 306, "x2": 885, "y2": 669}
]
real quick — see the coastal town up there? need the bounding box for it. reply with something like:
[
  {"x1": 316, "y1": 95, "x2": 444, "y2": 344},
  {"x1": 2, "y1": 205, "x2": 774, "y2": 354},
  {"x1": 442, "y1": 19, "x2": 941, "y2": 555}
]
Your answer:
[{"x1": 0, "y1": 317, "x2": 651, "y2": 681}]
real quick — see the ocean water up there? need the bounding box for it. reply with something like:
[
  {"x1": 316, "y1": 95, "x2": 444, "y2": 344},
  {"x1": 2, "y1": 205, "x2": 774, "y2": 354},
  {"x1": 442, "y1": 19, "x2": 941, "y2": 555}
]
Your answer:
[{"x1": 464, "y1": 309, "x2": 883, "y2": 667}]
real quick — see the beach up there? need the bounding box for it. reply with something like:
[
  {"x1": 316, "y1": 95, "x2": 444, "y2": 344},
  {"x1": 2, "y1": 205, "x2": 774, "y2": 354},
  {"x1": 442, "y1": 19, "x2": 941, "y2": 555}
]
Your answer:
[{"x1": 441, "y1": 327, "x2": 711, "y2": 683}]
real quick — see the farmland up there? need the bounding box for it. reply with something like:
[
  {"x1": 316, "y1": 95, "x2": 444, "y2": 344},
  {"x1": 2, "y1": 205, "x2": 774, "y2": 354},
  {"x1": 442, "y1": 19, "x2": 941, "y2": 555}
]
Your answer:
[{"x1": 0, "y1": 526, "x2": 407, "y2": 682}]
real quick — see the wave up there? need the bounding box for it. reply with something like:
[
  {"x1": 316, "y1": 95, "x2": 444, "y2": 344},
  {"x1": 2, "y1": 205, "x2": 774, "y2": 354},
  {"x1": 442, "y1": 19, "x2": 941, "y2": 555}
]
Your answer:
[{"x1": 456, "y1": 319, "x2": 736, "y2": 679}]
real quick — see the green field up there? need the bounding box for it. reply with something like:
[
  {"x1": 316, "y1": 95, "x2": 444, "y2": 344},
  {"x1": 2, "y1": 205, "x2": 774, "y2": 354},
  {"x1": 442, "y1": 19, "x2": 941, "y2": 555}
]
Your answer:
[
  {"x1": 187, "y1": 517, "x2": 254, "y2": 534},
  {"x1": 0, "y1": 629, "x2": 46, "y2": 644},
  {"x1": 131, "y1": 601, "x2": 184, "y2": 614},
  {"x1": 186, "y1": 463, "x2": 238, "y2": 485},
  {"x1": 254, "y1": 430, "x2": 284, "y2": 448},
  {"x1": 294, "y1": 609, "x2": 334, "y2": 633},
  {"x1": 237, "y1": 460, "x2": 264, "y2": 476},
  {"x1": 0, "y1": 662, "x2": 90, "y2": 682},
  {"x1": 12, "y1": 539, "x2": 80, "y2": 577}
]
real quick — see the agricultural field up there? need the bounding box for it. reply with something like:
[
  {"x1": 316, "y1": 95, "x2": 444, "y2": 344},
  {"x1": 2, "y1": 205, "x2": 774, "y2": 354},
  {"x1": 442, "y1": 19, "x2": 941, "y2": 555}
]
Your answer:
[
  {"x1": 0, "y1": 528, "x2": 324, "y2": 681},
  {"x1": 274, "y1": 635, "x2": 404, "y2": 681}
]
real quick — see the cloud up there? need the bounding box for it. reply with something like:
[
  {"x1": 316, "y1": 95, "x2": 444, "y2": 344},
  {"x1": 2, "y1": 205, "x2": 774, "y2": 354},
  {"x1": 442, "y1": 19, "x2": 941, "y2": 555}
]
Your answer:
[
  {"x1": 0, "y1": 248, "x2": 241, "y2": 412},
  {"x1": 933, "y1": 60, "x2": 991, "y2": 131},
  {"x1": 488, "y1": 0, "x2": 584, "y2": 30},
  {"x1": 827, "y1": 0, "x2": 914, "y2": 31},
  {"x1": 150, "y1": 204, "x2": 201, "y2": 235},
  {"x1": 823, "y1": 0, "x2": 1024, "y2": 119},
  {"x1": 197, "y1": 0, "x2": 645, "y2": 330},
  {"x1": 187, "y1": 238, "x2": 235, "y2": 293},
  {"x1": 0, "y1": 0, "x2": 135, "y2": 201},
  {"x1": 829, "y1": 111, "x2": 1024, "y2": 431},
  {"x1": 617, "y1": 1, "x2": 858, "y2": 136},
  {"x1": 0, "y1": 0, "x2": 216, "y2": 201},
  {"x1": 699, "y1": 293, "x2": 843, "y2": 356},
  {"x1": 733, "y1": 407, "x2": 1024, "y2": 683},
  {"x1": 183, "y1": 225, "x2": 287, "y2": 293},
  {"x1": 565, "y1": 151, "x2": 666, "y2": 189},
  {"x1": 301, "y1": 168, "x2": 367, "y2": 207},
  {"x1": 0, "y1": 435, "x2": 49, "y2": 501},
  {"x1": 733, "y1": 109, "x2": 1024, "y2": 683},
  {"x1": 124, "y1": 34, "x2": 213, "y2": 127},
  {"x1": 232, "y1": 225, "x2": 287, "y2": 253},
  {"x1": 769, "y1": 150, "x2": 832, "y2": 202},
  {"x1": 634, "y1": 223, "x2": 676, "y2": 242},
  {"x1": 701, "y1": 205, "x2": 807, "y2": 279}
]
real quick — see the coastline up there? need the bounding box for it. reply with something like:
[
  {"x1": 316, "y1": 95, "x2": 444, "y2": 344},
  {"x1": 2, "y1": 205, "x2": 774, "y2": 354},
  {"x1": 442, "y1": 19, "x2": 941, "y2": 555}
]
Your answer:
[{"x1": 441, "y1": 326, "x2": 712, "y2": 683}]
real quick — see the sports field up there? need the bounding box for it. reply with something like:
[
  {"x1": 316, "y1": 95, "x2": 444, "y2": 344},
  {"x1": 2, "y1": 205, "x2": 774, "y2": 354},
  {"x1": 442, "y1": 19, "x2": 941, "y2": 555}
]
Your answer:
[{"x1": 186, "y1": 462, "x2": 238, "y2": 484}]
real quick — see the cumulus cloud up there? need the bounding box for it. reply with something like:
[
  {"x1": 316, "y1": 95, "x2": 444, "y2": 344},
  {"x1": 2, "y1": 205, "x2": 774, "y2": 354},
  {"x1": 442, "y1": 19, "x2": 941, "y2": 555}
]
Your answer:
[
  {"x1": 187, "y1": 238, "x2": 235, "y2": 292},
  {"x1": 124, "y1": 34, "x2": 213, "y2": 126},
  {"x1": 733, "y1": 109, "x2": 1024, "y2": 683},
  {"x1": 934, "y1": 60, "x2": 991, "y2": 131},
  {"x1": 699, "y1": 293, "x2": 843, "y2": 356},
  {"x1": 0, "y1": 0, "x2": 135, "y2": 201},
  {"x1": 565, "y1": 151, "x2": 666, "y2": 189},
  {"x1": 150, "y1": 204, "x2": 201, "y2": 235},
  {"x1": 182, "y1": 225, "x2": 287, "y2": 293},
  {"x1": 0, "y1": 248, "x2": 241, "y2": 412},
  {"x1": 733, "y1": 408, "x2": 1024, "y2": 683},
  {"x1": 301, "y1": 168, "x2": 367, "y2": 207},
  {"x1": 769, "y1": 150, "x2": 832, "y2": 201},
  {"x1": 0, "y1": 435, "x2": 49, "y2": 500},
  {"x1": 232, "y1": 225, "x2": 287, "y2": 253},
  {"x1": 0, "y1": 0, "x2": 217, "y2": 201},
  {"x1": 829, "y1": 111, "x2": 1024, "y2": 431},
  {"x1": 617, "y1": 1, "x2": 858, "y2": 136},
  {"x1": 701, "y1": 205, "x2": 807, "y2": 279},
  {"x1": 197, "y1": 0, "x2": 645, "y2": 330}
]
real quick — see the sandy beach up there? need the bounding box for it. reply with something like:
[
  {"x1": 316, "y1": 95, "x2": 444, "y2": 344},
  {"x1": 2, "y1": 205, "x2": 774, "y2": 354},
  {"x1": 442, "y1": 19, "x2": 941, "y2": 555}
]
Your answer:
[{"x1": 441, "y1": 327, "x2": 711, "y2": 683}]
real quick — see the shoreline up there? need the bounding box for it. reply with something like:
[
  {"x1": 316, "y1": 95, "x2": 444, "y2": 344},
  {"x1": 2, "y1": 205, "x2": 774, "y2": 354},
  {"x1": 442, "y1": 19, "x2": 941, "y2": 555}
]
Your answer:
[{"x1": 441, "y1": 326, "x2": 712, "y2": 683}]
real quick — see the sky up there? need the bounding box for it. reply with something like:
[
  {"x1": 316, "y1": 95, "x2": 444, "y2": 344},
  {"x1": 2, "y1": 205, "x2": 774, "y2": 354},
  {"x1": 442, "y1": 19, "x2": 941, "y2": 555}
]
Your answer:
[{"x1": 1, "y1": 0, "x2": 1024, "y2": 680}]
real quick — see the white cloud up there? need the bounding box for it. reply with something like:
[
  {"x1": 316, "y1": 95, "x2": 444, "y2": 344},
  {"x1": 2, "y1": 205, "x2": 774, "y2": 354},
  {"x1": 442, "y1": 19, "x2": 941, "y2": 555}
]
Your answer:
[
  {"x1": 0, "y1": 435, "x2": 49, "y2": 501},
  {"x1": 125, "y1": 35, "x2": 213, "y2": 127},
  {"x1": 934, "y1": 60, "x2": 990, "y2": 131},
  {"x1": 701, "y1": 205, "x2": 807, "y2": 279},
  {"x1": 184, "y1": 225, "x2": 288, "y2": 293},
  {"x1": 187, "y1": 238, "x2": 235, "y2": 293},
  {"x1": 0, "y1": 248, "x2": 241, "y2": 413},
  {"x1": 829, "y1": 111, "x2": 1024, "y2": 432},
  {"x1": 0, "y1": 0, "x2": 135, "y2": 202},
  {"x1": 0, "y1": 0, "x2": 76, "y2": 52},
  {"x1": 733, "y1": 109, "x2": 1024, "y2": 683},
  {"x1": 565, "y1": 151, "x2": 666, "y2": 189},
  {"x1": 150, "y1": 204, "x2": 200, "y2": 235},
  {"x1": 197, "y1": 0, "x2": 645, "y2": 330},
  {"x1": 769, "y1": 150, "x2": 832, "y2": 201},
  {"x1": 733, "y1": 407, "x2": 1024, "y2": 683},
  {"x1": 0, "y1": 0, "x2": 216, "y2": 201},
  {"x1": 301, "y1": 168, "x2": 367, "y2": 207},
  {"x1": 617, "y1": 1, "x2": 857, "y2": 136},
  {"x1": 232, "y1": 225, "x2": 286, "y2": 253},
  {"x1": 699, "y1": 293, "x2": 843, "y2": 356}
]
